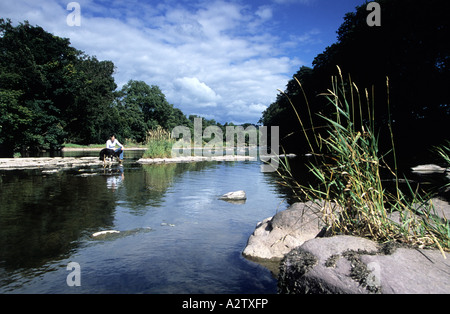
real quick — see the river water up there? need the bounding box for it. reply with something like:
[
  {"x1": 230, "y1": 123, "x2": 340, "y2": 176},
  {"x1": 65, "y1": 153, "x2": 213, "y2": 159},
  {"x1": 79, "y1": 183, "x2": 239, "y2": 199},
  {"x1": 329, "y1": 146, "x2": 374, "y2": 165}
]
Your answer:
[{"x1": 0, "y1": 151, "x2": 291, "y2": 293}]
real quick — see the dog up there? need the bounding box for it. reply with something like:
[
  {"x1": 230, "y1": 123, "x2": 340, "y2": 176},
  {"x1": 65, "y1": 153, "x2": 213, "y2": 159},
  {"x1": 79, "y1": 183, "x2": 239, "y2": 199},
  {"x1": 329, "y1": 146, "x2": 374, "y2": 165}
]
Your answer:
[{"x1": 99, "y1": 148, "x2": 121, "y2": 167}]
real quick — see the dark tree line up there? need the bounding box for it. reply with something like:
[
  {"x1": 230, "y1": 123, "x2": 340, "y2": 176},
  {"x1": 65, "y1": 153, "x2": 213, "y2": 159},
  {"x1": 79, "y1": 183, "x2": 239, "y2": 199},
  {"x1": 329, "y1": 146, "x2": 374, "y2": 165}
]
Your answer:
[
  {"x1": 261, "y1": 0, "x2": 449, "y2": 162},
  {"x1": 0, "y1": 19, "x2": 228, "y2": 156}
]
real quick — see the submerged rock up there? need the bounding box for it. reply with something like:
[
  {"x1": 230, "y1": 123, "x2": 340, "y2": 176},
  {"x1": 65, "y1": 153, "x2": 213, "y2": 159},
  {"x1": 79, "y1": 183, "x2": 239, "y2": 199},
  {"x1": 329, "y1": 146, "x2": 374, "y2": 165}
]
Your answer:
[
  {"x1": 91, "y1": 227, "x2": 153, "y2": 239},
  {"x1": 92, "y1": 230, "x2": 120, "y2": 237}
]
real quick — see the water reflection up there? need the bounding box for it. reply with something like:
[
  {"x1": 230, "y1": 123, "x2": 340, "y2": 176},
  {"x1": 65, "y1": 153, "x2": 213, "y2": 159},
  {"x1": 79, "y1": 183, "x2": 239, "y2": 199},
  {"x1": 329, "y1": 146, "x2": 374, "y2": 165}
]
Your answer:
[
  {"x1": 0, "y1": 162, "x2": 220, "y2": 271},
  {"x1": 105, "y1": 166, "x2": 125, "y2": 191},
  {"x1": 0, "y1": 170, "x2": 117, "y2": 271},
  {"x1": 0, "y1": 160, "x2": 289, "y2": 293}
]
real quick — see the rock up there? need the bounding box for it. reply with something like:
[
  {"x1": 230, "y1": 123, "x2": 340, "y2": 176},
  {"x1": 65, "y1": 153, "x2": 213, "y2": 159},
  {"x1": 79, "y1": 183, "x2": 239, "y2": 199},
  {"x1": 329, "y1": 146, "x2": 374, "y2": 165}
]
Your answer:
[
  {"x1": 278, "y1": 236, "x2": 450, "y2": 294},
  {"x1": 278, "y1": 236, "x2": 379, "y2": 294},
  {"x1": 137, "y1": 155, "x2": 256, "y2": 165},
  {"x1": 360, "y1": 248, "x2": 450, "y2": 294},
  {"x1": 219, "y1": 190, "x2": 247, "y2": 201},
  {"x1": 242, "y1": 202, "x2": 328, "y2": 260},
  {"x1": 411, "y1": 164, "x2": 447, "y2": 174},
  {"x1": 388, "y1": 197, "x2": 450, "y2": 227},
  {"x1": 91, "y1": 227, "x2": 153, "y2": 239},
  {"x1": 0, "y1": 157, "x2": 106, "y2": 170},
  {"x1": 428, "y1": 197, "x2": 450, "y2": 221},
  {"x1": 278, "y1": 154, "x2": 297, "y2": 159},
  {"x1": 92, "y1": 230, "x2": 120, "y2": 237},
  {"x1": 42, "y1": 169, "x2": 59, "y2": 174}
]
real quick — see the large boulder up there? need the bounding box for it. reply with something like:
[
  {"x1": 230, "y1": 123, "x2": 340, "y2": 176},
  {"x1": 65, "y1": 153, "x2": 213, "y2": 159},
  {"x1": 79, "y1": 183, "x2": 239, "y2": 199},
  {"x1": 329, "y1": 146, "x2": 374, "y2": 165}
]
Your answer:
[
  {"x1": 242, "y1": 202, "x2": 330, "y2": 260},
  {"x1": 426, "y1": 197, "x2": 450, "y2": 222},
  {"x1": 278, "y1": 236, "x2": 450, "y2": 294}
]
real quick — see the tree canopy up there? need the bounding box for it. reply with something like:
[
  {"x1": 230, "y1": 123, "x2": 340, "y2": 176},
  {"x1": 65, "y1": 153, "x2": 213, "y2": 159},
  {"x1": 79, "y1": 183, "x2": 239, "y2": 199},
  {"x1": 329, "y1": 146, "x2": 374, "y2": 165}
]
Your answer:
[
  {"x1": 0, "y1": 19, "x2": 118, "y2": 153},
  {"x1": 261, "y1": 0, "x2": 449, "y2": 159}
]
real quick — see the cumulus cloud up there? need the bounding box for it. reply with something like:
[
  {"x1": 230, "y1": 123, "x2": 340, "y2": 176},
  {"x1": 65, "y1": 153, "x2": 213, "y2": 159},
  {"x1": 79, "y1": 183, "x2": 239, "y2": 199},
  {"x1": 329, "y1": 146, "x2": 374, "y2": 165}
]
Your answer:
[
  {"x1": 173, "y1": 77, "x2": 221, "y2": 108},
  {"x1": 0, "y1": 0, "x2": 308, "y2": 123}
]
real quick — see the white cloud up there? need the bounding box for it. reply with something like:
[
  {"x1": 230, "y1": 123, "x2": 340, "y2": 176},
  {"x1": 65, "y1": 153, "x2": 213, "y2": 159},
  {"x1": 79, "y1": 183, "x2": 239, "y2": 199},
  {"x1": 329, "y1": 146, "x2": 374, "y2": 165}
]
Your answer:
[
  {"x1": 0, "y1": 0, "x2": 307, "y2": 123},
  {"x1": 256, "y1": 6, "x2": 273, "y2": 21},
  {"x1": 173, "y1": 77, "x2": 221, "y2": 108}
]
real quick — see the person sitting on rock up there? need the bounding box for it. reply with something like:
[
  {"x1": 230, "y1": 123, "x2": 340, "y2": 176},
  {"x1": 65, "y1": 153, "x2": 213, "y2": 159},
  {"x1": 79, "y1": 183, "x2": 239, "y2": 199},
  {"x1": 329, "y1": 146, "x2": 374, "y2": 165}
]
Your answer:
[{"x1": 106, "y1": 134, "x2": 124, "y2": 163}]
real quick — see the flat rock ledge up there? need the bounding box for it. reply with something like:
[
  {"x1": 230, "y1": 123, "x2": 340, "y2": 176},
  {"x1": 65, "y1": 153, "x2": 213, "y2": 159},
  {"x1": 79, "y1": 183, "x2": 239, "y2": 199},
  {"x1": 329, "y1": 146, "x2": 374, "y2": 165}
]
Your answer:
[
  {"x1": 278, "y1": 236, "x2": 450, "y2": 294},
  {"x1": 0, "y1": 157, "x2": 108, "y2": 170},
  {"x1": 137, "y1": 155, "x2": 256, "y2": 164},
  {"x1": 0, "y1": 155, "x2": 256, "y2": 170}
]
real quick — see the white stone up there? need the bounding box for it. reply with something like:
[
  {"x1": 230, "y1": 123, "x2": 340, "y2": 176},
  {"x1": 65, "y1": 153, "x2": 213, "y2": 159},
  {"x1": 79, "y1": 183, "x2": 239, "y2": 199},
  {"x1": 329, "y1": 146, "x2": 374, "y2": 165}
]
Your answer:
[
  {"x1": 219, "y1": 190, "x2": 247, "y2": 201},
  {"x1": 92, "y1": 230, "x2": 120, "y2": 237}
]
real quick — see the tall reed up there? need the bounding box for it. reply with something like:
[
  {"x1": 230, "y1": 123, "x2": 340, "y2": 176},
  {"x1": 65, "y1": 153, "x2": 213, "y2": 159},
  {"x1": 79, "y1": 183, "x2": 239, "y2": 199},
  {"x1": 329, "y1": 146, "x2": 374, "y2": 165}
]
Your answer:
[
  {"x1": 143, "y1": 127, "x2": 174, "y2": 158},
  {"x1": 278, "y1": 67, "x2": 449, "y2": 254}
]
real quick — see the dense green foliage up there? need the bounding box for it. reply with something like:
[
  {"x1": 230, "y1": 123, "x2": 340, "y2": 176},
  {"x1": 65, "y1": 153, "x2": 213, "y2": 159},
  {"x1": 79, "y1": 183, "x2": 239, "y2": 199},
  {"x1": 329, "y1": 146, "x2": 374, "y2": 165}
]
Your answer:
[
  {"x1": 0, "y1": 19, "x2": 118, "y2": 154},
  {"x1": 261, "y1": 0, "x2": 449, "y2": 160},
  {"x1": 114, "y1": 80, "x2": 191, "y2": 144},
  {"x1": 0, "y1": 19, "x2": 235, "y2": 156}
]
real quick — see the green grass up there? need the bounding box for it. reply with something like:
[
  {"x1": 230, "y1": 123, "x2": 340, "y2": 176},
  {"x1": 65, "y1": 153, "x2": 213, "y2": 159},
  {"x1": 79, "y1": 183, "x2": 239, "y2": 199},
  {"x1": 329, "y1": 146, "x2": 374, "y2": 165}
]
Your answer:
[
  {"x1": 63, "y1": 142, "x2": 147, "y2": 149},
  {"x1": 277, "y1": 67, "x2": 449, "y2": 255},
  {"x1": 63, "y1": 143, "x2": 105, "y2": 149},
  {"x1": 142, "y1": 127, "x2": 175, "y2": 158},
  {"x1": 436, "y1": 141, "x2": 450, "y2": 166}
]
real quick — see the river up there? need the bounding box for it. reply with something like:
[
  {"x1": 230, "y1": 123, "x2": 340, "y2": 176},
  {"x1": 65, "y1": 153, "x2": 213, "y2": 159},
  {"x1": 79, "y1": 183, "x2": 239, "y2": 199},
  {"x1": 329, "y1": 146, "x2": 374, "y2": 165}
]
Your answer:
[{"x1": 0, "y1": 151, "x2": 291, "y2": 293}]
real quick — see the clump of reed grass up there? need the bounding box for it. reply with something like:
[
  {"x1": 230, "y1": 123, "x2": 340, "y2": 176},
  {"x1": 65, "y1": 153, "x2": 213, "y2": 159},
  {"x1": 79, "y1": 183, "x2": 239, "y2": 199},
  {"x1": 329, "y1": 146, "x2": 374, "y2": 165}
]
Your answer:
[
  {"x1": 143, "y1": 127, "x2": 174, "y2": 158},
  {"x1": 278, "y1": 66, "x2": 449, "y2": 255},
  {"x1": 436, "y1": 141, "x2": 450, "y2": 167}
]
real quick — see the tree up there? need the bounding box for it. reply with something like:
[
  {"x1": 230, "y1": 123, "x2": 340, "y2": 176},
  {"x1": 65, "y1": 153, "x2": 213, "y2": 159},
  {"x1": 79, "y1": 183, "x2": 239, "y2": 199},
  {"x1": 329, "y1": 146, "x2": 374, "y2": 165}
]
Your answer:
[
  {"x1": 0, "y1": 19, "x2": 117, "y2": 154},
  {"x1": 116, "y1": 80, "x2": 190, "y2": 143},
  {"x1": 63, "y1": 56, "x2": 117, "y2": 144},
  {"x1": 261, "y1": 0, "x2": 450, "y2": 157},
  {"x1": 0, "y1": 19, "x2": 79, "y2": 154}
]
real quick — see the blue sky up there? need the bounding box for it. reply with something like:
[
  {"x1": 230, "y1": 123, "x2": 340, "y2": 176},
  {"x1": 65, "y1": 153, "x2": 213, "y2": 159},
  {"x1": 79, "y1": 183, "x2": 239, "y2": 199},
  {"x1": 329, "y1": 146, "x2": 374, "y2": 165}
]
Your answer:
[{"x1": 0, "y1": 0, "x2": 367, "y2": 124}]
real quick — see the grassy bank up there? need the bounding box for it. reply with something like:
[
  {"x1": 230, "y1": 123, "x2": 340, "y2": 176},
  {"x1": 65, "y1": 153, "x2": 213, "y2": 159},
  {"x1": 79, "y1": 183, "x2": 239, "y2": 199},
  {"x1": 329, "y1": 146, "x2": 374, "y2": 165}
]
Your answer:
[
  {"x1": 277, "y1": 67, "x2": 449, "y2": 254},
  {"x1": 63, "y1": 143, "x2": 106, "y2": 150}
]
